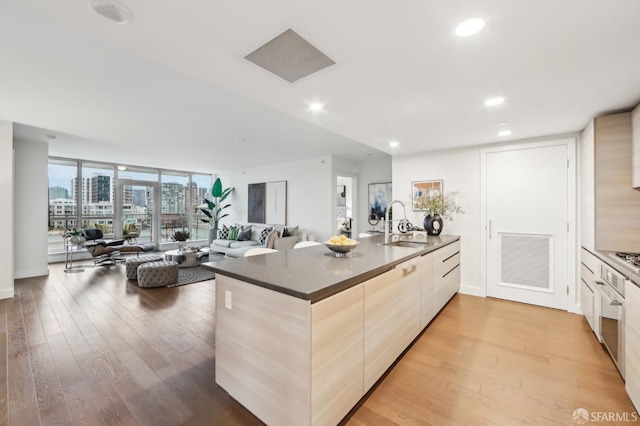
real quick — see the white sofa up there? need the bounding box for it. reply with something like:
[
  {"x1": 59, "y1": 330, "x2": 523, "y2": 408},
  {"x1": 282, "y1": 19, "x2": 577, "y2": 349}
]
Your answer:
[{"x1": 210, "y1": 223, "x2": 299, "y2": 257}]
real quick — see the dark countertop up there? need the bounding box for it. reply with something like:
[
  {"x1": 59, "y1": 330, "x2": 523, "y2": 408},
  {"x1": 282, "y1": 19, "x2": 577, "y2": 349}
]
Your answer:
[{"x1": 202, "y1": 234, "x2": 460, "y2": 303}]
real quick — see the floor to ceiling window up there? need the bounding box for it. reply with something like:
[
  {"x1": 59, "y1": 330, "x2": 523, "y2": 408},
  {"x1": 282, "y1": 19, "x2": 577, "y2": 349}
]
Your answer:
[{"x1": 48, "y1": 157, "x2": 212, "y2": 254}]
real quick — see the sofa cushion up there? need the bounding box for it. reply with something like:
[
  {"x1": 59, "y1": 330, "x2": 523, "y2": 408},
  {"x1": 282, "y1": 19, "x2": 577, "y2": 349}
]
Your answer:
[
  {"x1": 237, "y1": 226, "x2": 252, "y2": 241},
  {"x1": 258, "y1": 226, "x2": 273, "y2": 244},
  {"x1": 212, "y1": 239, "x2": 233, "y2": 248},
  {"x1": 228, "y1": 226, "x2": 240, "y2": 240},
  {"x1": 229, "y1": 240, "x2": 260, "y2": 249},
  {"x1": 218, "y1": 225, "x2": 229, "y2": 239},
  {"x1": 265, "y1": 230, "x2": 277, "y2": 249}
]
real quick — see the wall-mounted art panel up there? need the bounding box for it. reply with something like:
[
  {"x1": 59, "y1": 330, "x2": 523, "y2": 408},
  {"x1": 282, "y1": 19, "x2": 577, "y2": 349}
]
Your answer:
[
  {"x1": 248, "y1": 183, "x2": 266, "y2": 223},
  {"x1": 248, "y1": 181, "x2": 287, "y2": 225}
]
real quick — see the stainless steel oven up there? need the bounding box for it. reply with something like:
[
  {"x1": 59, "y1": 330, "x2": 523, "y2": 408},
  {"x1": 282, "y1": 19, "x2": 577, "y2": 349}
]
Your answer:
[{"x1": 598, "y1": 262, "x2": 626, "y2": 378}]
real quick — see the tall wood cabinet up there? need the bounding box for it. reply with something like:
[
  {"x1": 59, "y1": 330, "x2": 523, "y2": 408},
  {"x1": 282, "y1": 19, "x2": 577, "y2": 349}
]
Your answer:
[
  {"x1": 633, "y1": 104, "x2": 640, "y2": 189},
  {"x1": 580, "y1": 112, "x2": 640, "y2": 253},
  {"x1": 626, "y1": 281, "x2": 640, "y2": 411}
]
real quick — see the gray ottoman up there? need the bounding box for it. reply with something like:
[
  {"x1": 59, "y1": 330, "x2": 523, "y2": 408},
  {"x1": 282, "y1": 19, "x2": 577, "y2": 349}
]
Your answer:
[
  {"x1": 137, "y1": 261, "x2": 179, "y2": 288},
  {"x1": 125, "y1": 255, "x2": 164, "y2": 279}
]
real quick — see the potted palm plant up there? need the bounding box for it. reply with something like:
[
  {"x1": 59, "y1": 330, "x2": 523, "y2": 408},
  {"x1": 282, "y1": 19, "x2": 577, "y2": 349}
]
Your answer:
[{"x1": 200, "y1": 178, "x2": 234, "y2": 245}]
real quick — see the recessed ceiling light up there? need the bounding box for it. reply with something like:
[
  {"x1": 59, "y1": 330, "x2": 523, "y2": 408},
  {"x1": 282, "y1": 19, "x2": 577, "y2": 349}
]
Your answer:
[
  {"x1": 497, "y1": 130, "x2": 512, "y2": 137},
  {"x1": 309, "y1": 103, "x2": 324, "y2": 111},
  {"x1": 484, "y1": 97, "x2": 505, "y2": 107},
  {"x1": 118, "y1": 165, "x2": 127, "y2": 171},
  {"x1": 388, "y1": 141, "x2": 400, "y2": 148},
  {"x1": 455, "y1": 18, "x2": 485, "y2": 37}
]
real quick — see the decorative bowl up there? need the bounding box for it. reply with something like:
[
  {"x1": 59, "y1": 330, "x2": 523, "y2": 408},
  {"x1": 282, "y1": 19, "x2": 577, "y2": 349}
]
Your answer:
[{"x1": 324, "y1": 241, "x2": 359, "y2": 257}]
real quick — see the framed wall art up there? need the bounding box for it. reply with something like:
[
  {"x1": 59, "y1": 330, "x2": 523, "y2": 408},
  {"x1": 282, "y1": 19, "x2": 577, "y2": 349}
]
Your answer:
[
  {"x1": 368, "y1": 182, "x2": 392, "y2": 219},
  {"x1": 412, "y1": 180, "x2": 443, "y2": 211}
]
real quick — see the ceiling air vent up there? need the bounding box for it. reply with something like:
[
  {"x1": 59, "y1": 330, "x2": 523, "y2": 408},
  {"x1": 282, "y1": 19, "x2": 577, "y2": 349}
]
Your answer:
[
  {"x1": 244, "y1": 29, "x2": 335, "y2": 83},
  {"x1": 88, "y1": 0, "x2": 132, "y2": 24}
]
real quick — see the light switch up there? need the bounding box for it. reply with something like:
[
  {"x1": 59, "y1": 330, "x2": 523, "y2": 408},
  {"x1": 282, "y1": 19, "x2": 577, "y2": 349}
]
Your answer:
[{"x1": 225, "y1": 290, "x2": 232, "y2": 309}]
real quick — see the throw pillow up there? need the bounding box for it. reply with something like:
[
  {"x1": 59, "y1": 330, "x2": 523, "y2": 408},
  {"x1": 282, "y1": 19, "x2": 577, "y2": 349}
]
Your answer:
[
  {"x1": 282, "y1": 227, "x2": 291, "y2": 237},
  {"x1": 263, "y1": 230, "x2": 276, "y2": 248},
  {"x1": 237, "y1": 226, "x2": 252, "y2": 241},
  {"x1": 228, "y1": 226, "x2": 240, "y2": 241},
  {"x1": 258, "y1": 226, "x2": 273, "y2": 245},
  {"x1": 219, "y1": 224, "x2": 229, "y2": 240}
]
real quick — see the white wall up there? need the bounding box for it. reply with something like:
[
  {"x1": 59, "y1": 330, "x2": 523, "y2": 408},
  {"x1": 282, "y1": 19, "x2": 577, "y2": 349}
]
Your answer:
[
  {"x1": 393, "y1": 136, "x2": 578, "y2": 314},
  {"x1": 14, "y1": 137, "x2": 50, "y2": 278},
  {"x1": 393, "y1": 148, "x2": 481, "y2": 296},
  {"x1": 0, "y1": 120, "x2": 14, "y2": 299},
  {"x1": 218, "y1": 156, "x2": 334, "y2": 242},
  {"x1": 358, "y1": 158, "x2": 392, "y2": 235}
]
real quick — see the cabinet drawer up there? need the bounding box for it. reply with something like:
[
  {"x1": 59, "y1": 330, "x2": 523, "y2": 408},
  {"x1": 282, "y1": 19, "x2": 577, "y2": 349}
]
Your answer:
[
  {"x1": 581, "y1": 247, "x2": 598, "y2": 274},
  {"x1": 580, "y1": 263, "x2": 595, "y2": 286},
  {"x1": 433, "y1": 240, "x2": 460, "y2": 265},
  {"x1": 436, "y1": 252, "x2": 460, "y2": 279}
]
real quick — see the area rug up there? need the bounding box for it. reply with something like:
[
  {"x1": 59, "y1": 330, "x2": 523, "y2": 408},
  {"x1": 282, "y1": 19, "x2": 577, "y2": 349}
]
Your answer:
[{"x1": 168, "y1": 266, "x2": 216, "y2": 287}]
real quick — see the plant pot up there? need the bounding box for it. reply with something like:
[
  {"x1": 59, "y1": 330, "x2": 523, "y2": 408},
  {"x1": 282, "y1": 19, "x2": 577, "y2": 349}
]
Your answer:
[
  {"x1": 423, "y1": 214, "x2": 443, "y2": 236},
  {"x1": 208, "y1": 228, "x2": 218, "y2": 246}
]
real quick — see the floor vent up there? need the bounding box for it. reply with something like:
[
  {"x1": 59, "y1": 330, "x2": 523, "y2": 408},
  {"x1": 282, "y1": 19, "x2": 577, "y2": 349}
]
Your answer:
[{"x1": 244, "y1": 29, "x2": 335, "y2": 83}]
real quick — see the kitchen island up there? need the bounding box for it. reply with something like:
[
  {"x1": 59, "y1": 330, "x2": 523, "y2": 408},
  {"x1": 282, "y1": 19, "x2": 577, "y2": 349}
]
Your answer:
[{"x1": 202, "y1": 234, "x2": 460, "y2": 426}]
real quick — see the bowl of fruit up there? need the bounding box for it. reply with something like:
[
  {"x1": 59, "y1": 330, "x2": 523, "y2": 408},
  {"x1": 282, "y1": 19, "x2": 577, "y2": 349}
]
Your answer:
[{"x1": 324, "y1": 235, "x2": 359, "y2": 257}]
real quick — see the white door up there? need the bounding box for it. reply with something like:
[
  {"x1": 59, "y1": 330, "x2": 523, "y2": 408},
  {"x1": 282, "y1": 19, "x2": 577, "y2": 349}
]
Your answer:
[{"x1": 486, "y1": 143, "x2": 568, "y2": 310}]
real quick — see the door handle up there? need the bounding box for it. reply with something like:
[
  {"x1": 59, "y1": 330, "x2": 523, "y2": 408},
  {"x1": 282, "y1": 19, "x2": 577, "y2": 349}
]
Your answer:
[
  {"x1": 488, "y1": 220, "x2": 492, "y2": 239},
  {"x1": 595, "y1": 281, "x2": 604, "y2": 286},
  {"x1": 402, "y1": 261, "x2": 418, "y2": 272},
  {"x1": 610, "y1": 300, "x2": 623, "y2": 306}
]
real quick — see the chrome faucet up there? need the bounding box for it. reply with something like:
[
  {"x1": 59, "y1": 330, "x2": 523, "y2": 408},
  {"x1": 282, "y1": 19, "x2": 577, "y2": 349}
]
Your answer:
[{"x1": 384, "y1": 200, "x2": 407, "y2": 244}]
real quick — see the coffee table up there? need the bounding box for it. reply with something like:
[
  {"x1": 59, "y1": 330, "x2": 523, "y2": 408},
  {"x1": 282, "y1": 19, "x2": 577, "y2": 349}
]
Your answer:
[{"x1": 164, "y1": 248, "x2": 208, "y2": 268}]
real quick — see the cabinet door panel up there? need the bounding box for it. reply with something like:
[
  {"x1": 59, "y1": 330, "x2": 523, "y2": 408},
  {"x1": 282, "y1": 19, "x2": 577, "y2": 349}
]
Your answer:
[
  {"x1": 580, "y1": 279, "x2": 595, "y2": 332},
  {"x1": 364, "y1": 260, "x2": 420, "y2": 391},
  {"x1": 626, "y1": 281, "x2": 640, "y2": 411},
  {"x1": 420, "y1": 252, "x2": 434, "y2": 329},
  {"x1": 311, "y1": 284, "x2": 364, "y2": 426}
]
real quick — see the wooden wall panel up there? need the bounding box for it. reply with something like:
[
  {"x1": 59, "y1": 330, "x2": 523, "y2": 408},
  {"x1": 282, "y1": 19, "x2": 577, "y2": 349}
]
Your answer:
[{"x1": 594, "y1": 112, "x2": 640, "y2": 252}]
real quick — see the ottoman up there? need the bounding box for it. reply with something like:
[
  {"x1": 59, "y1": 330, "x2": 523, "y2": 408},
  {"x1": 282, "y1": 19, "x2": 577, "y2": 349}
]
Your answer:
[
  {"x1": 137, "y1": 261, "x2": 179, "y2": 288},
  {"x1": 125, "y1": 255, "x2": 164, "y2": 279}
]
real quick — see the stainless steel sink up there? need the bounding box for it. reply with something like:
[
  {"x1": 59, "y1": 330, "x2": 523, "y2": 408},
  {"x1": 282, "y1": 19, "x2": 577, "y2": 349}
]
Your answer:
[{"x1": 380, "y1": 240, "x2": 431, "y2": 248}]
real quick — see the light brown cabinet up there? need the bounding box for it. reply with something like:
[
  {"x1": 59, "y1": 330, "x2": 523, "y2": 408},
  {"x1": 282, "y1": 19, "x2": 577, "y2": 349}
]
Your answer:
[
  {"x1": 580, "y1": 112, "x2": 640, "y2": 253},
  {"x1": 311, "y1": 284, "x2": 364, "y2": 426},
  {"x1": 433, "y1": 240, "x2": 461, "y2": 311},
  {"x1": 215, "y1": 239, "x2": 460, "y2": 426},
  {"x1": 580, "y1": 248, "x2": 599, "y2": 338},
  {"x1": 419, "y1": 251, "x2": 435, "y2": 329},
  {"x1": 364, "y1": 258, "x2": 421, "y2": 391},
  {"x1": 625, "y1": 281, "x2": 640, "y2": 411},
  {"x1": 633, "y1": 104, "x2": 640, "y2": 188}
]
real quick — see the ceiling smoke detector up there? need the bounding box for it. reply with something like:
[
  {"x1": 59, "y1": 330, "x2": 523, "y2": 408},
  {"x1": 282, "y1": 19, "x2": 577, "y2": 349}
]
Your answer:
[{"x1": 88, "y1": 0, "x2": 132, "y2": 24}]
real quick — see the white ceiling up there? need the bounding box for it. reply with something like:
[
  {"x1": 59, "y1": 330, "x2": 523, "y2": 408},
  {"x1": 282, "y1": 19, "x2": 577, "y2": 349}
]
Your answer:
[{"x1": 3, "y1": 0, "x2": 640, "y2": 172}]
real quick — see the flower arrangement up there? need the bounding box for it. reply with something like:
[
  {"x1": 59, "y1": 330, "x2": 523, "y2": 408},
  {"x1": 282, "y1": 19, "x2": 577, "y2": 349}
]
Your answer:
[
  {"x1": 172, "y1": 230, "x2": 190, "y2": 242},
  {"x1": 413, "y1": 191, "x2": 464, "y2": 221}
]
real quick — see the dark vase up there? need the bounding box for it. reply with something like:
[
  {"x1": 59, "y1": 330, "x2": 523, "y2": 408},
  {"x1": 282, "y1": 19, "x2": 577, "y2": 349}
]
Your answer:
[{"x1": 423, "y1": 214, "x2": 443, "y2": 235}]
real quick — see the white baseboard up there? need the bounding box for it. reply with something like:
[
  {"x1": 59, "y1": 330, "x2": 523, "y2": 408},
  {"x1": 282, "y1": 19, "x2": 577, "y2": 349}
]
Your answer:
[
  {"x1": 15, "y1": 267, "x2": 50, "y2": 279},
  {"x1": 458, "y1": 285, "x2": 485, "y2": 297},
  {"x1": 0, "y1": 287, "x2": 15, "y2": 300}
]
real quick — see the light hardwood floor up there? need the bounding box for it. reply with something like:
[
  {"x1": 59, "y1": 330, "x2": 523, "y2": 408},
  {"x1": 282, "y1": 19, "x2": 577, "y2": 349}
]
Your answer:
[{"x1": 1, "y1": 262, "x2": 635, "y2": 425}]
